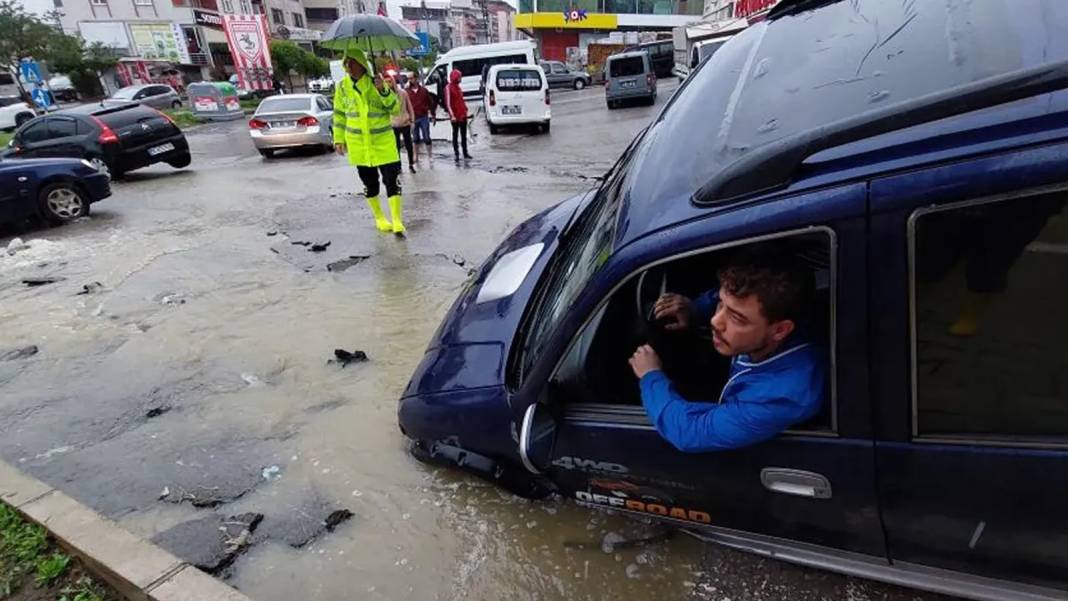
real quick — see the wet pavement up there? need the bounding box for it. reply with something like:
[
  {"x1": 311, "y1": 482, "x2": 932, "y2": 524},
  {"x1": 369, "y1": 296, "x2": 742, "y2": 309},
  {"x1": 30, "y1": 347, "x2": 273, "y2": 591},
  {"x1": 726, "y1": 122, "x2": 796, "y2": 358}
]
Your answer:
[{"x1": 0, "y1": 82, "x2": 949, "y2": 600}]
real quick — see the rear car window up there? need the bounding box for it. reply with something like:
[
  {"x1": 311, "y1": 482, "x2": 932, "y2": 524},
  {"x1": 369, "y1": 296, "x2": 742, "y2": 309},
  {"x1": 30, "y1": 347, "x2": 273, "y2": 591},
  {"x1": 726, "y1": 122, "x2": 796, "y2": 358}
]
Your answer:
[
  {"x1": 496, "y1": 70, "x2": 542, "y2": 91},
  {"x1": 258, "y1": 97, "x2": 312, "y2": 112},
  {"x1": 609, "y1": 57, "x2": 645, "y2": 78}
]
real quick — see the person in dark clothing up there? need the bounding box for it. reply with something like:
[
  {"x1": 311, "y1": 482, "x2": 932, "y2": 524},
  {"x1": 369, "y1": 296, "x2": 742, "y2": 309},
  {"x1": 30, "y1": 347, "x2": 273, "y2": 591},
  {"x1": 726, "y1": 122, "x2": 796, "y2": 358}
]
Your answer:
[
  {"x1": 390, "y1": 74, "x2": 416, "y2": 173},
  {"x1": 444, "y1": 69, "x2": 471, "y2": 161},
  {"x1": 408, "y1": 75, "x2": 433, "y2": 161}
]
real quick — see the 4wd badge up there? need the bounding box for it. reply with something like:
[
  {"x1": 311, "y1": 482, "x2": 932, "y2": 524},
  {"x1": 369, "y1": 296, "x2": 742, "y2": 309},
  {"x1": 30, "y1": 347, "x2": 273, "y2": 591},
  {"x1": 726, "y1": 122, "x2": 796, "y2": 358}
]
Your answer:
[{"x1": 551, "y1": 456, "x2": 629, "y2": 473}]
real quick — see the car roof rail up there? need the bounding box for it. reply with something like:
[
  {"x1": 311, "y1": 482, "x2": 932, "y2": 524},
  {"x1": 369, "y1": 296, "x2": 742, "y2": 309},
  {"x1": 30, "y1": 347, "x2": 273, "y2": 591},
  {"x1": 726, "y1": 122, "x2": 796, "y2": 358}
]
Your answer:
[{"x1": 692, "y1": 57, "x2": 1068, "y2": 207}]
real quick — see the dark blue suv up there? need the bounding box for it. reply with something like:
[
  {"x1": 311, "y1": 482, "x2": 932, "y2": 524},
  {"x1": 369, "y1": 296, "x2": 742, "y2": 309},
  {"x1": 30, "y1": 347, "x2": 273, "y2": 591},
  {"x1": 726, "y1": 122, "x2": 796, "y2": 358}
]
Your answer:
[{"x1": 399, "y1": 1, "x2": 1068, "y2": 598}]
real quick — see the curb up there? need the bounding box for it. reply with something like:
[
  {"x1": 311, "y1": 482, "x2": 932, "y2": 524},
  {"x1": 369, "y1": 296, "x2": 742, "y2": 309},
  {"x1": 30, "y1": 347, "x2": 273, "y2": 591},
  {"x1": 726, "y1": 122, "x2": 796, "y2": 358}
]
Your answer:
[{"x1": 0, "y1": 460, "x2": 252, "y2": 601}]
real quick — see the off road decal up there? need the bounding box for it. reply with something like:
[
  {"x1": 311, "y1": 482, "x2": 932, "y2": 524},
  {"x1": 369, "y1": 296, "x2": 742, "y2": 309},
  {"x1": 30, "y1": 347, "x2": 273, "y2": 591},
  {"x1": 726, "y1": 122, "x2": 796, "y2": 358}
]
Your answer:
[{"x1": 576, "y1": 491, "x2": 711, "y2": 524}]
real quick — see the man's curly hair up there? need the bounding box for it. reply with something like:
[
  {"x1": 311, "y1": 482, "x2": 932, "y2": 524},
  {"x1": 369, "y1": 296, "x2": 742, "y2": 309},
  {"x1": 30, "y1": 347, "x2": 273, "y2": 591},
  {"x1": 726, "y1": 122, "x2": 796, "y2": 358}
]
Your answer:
[{"x1": 717, "y1": 246, "x2": 814, "y2": 324}]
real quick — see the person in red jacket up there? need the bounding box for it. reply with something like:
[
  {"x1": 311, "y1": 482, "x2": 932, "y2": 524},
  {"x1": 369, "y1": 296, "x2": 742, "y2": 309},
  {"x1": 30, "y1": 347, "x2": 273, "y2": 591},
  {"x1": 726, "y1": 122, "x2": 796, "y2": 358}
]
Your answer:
[
  {"x1": 407, "y1": 74, "x2": 433, "y2": 162},
  {"x1": 444, "y1": 69, "x2": 472, "y2": 161}
]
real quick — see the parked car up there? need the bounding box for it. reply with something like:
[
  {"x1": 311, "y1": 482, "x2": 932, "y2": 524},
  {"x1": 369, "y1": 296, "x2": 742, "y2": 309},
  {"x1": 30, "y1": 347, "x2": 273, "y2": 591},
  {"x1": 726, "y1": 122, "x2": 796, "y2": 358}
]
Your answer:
[
  {"x1": 248, "y1": 93, "x2": 334, "y2": 158},
  {"x1": 48, "y1": 75, "x2": 79, "y2": 102},
  {"x1": 0, "y1": 155, "x2": 110, "y2": 226},
  {"x1": 6, "y1": 103, "x2": 190, "y2": 179},
  {"x1": 0, "y1": 96, "x2": 37, "y2": 131},
  {"x1": 604, "y1": 51, "x2": 656, "y2": 109},
  {"x1": 540, "y1": 61, "x2": 591, "y2": 90},
  {"x1": 307, "y1": 77, "x2": 335, "y2": 93},
  {"x1": 102, "y1": 84, "x2": 183, "y2": 110},
  {"x1": 483, "y1": 64, "x2": 550, "y2": 135},
  {"x1": 398, "y1": 1, "x2": 1068, "y2": 600}
]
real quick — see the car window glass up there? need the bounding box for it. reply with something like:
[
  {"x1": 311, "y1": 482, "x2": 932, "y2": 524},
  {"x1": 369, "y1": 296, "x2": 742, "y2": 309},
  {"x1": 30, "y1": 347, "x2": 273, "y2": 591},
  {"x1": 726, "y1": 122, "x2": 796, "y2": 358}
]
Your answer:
[
  {"x1": 258, "y1": 97, "x2": 313, "y2": 112},
  {"x1": 48, "y1": 117, "x2": 78, "y2": 138},
  {"x1": 550, "y1": 232, "x2": 835, "y2": 431},
  {"x1": 317, "y1": 97, "x2": 331, "y2": 111},
  {"x1": 496, "y1": 69, "x2": 542, "y2": 91},
  {"x1": 912, "y1": 189, "x2": 1068, "y2": 440},
  {"x1": 18, "y1": 120, "x2": 49, "y2": 143},
  {"x1": 609, "y1": 57, "x2": 645, "y2": 78}
]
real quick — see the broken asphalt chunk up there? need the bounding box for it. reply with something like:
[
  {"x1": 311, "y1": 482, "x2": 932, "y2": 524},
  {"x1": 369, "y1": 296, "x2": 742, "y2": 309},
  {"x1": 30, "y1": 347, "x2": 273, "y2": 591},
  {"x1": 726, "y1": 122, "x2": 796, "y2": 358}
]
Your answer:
[
  {"x1": 146, "y1": 406, "x2": 171, "y2": 418},
  {"x1": 152, "y1": 512, "x2": 263, "y2": 574},
  {"x1": 77, "y1": 281, "x2": 104, "y2": 295},
  {"x1": 0, "y1": 345, "x2": 38, "y2": 361},
  {"x1": 331, "y1": 349, "x2": 368, "y2": 367},
  {"x1": 22, "y1": 276, "x2": 65, "y2": 287},
  {"x1": 310, "y1": 241, "x2": 331, "y2": 252}
]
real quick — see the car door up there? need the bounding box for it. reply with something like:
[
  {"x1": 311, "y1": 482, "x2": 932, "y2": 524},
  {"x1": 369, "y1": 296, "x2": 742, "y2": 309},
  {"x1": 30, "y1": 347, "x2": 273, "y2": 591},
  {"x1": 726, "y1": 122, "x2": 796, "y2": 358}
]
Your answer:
[
  {"x1": 39, "y1": 116, "x2": 86, "y2": 159},
  {"x1": 315, "y1": 95, "x2": 333, "y2": 139},
  {"x1": 13, "y1": 119, "x2": 53, "y2": 158},
  {"x1": 0, "y1": 163, "x2": 33, "y2": 224},
  {"x1": 522, "y1": 182, "x2": 886, "y2": 559},
  {"x1": 870, "y1": 142, "x2": 1068, "y2": 593}
]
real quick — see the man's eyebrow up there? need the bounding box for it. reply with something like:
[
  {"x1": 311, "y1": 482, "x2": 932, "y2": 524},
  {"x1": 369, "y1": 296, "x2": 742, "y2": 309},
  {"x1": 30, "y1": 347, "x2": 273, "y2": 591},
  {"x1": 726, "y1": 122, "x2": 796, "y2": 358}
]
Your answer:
[{"x1": 726, "y1": 306, "x2": 748, "y2": 321}]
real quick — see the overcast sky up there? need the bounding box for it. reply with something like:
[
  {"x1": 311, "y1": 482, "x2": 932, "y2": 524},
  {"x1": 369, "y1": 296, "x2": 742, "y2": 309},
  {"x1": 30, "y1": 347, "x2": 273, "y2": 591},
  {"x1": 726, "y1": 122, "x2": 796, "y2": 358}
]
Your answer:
[{"x1": 16, "y1": 0, "x2": 55, "y2": 17}]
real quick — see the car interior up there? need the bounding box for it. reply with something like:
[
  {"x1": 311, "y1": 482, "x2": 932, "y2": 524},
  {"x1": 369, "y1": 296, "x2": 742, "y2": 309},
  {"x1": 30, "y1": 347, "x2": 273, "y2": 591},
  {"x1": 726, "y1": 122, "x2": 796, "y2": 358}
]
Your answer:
[{"x1": 551, "y1": 233, "x2": 833, "y2": 431}]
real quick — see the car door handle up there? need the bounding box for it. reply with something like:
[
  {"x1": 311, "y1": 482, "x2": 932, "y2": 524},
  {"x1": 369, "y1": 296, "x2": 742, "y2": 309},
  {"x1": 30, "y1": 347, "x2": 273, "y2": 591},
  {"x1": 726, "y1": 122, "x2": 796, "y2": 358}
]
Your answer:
[
  {"x1": 760, "y1": 468, "x2": 832, "y2": 499},
  {"x1": 17, "y1": 176, "x2": 28, "y2": 182}
]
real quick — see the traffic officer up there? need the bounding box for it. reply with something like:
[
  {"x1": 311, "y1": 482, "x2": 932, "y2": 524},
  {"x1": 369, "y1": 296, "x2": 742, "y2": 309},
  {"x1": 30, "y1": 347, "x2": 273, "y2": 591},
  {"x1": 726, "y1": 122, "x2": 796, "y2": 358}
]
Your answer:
[{"x1": 332, "y1": 48, "x2": 406, "y2": 236}]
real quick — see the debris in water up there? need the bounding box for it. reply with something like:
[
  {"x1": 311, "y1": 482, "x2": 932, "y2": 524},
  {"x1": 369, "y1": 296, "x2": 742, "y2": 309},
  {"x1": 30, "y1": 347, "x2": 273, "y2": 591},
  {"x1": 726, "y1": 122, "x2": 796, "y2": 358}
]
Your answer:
[
  {"x1": 266, "y1": 231, "x2": 278, "y2": 237},
  {"x1": 262, "y1": 465, "x2": 281, "y2": 481},
  {"x1": 1, "y1": 345, "x2": 38, "y2": 361},
  {"x1": 291, "y1": 240, "x2": 312, "y2": 247},
  {"x1": 77, "y1": 281, "x2": 104, "y2": 295},
  {"x1": 146, "y1": 406, "x2": 171, "y2": 418},
  {"x1": 22, "y1": 276, "x2": 65, "y2": 287},
  {"x1": 241, "y1": 373, "x2": 265, "y2": 387},
  {"x1": 163, "y1": 484, "x2": 256, "y2": 508},
  {"x1": 156, "y1": 292, "x2": 186, "y2": 305},
  {"x1": 159, "y1": 486, "x2": 170, "y2": 499},
  {"x1": 626, "y1": 563, "x2": 640, "y2": 579},
  {"x1": 152, "y1": 512, "x2": 263, "y2": 575},
  {"x1": 327, "y1": 255, "x2": 370, "y2": 272},
  {"x1": 602, "y1": 532, "x2": 626, "y2": 554},
  {"x1": 331, "y1": 348, "x2": 368, "y2": 367},
  {"x1": 324, "y1": 509, "x2": 354, "y2": 530},
  {"x1": 276, "y1": 505, "x2": 355, "y2": 548},
  {"x1": 310, "y1": 241, "x2": 331, "y2": 252}
]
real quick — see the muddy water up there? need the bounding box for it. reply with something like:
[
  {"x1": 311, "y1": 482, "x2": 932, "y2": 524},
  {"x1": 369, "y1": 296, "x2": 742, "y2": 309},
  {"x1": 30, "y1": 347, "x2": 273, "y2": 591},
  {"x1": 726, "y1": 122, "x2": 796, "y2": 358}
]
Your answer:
[{"x1": 0, "y1": 98, "x2": 717, "y2": 601}]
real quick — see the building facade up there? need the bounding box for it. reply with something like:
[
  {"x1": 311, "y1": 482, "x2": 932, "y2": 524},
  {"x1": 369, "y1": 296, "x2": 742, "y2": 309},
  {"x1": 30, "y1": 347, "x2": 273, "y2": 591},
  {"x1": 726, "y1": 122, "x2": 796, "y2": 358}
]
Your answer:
[
  {"x1": 702, "y1": 0, "x2": 780, "y2": 22},
  {"x1": 515, "y1": 0, "x2": 701, "y2": 62}
]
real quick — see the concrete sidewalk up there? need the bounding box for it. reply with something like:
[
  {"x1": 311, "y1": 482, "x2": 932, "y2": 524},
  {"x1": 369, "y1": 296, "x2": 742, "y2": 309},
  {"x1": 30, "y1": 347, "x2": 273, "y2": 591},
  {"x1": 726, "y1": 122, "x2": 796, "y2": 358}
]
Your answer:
[{"x1": 0, "y1": 460, "x2": 251, "y2": 601}]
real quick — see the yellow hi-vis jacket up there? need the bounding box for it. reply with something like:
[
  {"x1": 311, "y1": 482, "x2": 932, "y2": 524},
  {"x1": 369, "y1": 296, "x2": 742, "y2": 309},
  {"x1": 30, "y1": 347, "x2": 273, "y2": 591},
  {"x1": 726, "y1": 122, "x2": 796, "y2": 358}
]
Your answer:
[{"x1": 332, "y1": 73, "x2": 401, "y2": 167}]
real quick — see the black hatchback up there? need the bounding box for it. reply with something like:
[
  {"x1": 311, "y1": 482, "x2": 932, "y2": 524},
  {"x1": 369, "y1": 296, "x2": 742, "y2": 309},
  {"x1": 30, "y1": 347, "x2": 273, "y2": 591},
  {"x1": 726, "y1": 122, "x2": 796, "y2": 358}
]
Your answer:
[{"x1": 7, "y1": 103, "x2": 191, "y2": 179}]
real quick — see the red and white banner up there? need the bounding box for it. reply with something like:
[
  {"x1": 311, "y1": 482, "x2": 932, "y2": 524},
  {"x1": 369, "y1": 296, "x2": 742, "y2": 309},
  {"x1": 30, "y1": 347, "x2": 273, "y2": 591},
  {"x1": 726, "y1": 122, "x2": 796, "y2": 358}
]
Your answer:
[{"x1": 222, "y1": 14, "x2": 274, "y2": 91}]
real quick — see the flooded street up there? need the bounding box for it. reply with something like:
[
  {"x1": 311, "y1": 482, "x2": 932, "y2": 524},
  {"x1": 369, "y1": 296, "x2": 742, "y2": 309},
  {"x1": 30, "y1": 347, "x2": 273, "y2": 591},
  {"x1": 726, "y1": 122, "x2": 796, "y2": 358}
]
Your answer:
[{"x1": 1, "y1": 83, "x2": 944, "y2": 601}]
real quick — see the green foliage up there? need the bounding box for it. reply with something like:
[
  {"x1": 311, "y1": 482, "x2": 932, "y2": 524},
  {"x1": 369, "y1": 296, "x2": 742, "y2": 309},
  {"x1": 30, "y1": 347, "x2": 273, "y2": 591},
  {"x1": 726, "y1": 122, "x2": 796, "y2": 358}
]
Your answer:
[
  {"x1": 59, "y1": 577, "x2": 108, "y2": 601},
  {"x1": 270, "y1": 40, "x2": 305, "y2": 76},
  {"x1": 34, "y1": 552, "x2": 70, "y2": 586},
  {"x1": 298, "y1": 52, "x2": 329, "y2": 78},
  {"x1": 0, "y1": 503, "x2": 47, "y2": 596},
  {"x1": 39, "y1": 34, "x2": 117, "y2": 97},
  {"x1": 162, "y1": 109, "x2": 201, "y2": 129},
  {"x1": 398, "y1": 57, "x2": 420, "y2": 74},
  {"x1": 0, "y1": 0, "x2": 55, "y2": 72}
]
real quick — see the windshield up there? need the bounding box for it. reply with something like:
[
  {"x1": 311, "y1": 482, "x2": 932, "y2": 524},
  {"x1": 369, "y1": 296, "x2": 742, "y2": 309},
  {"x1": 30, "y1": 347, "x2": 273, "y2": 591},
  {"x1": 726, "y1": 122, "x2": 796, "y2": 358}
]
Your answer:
[
  {"x1": 496, "y1": 69, "x2": 542, "y2": 91},
  {"x1": 609, "y1": 56, "x2": 644, "y2": 78},
  {"x1": 111, "y1": 87, "x2": 138, "y2": 99},
  {"x1": 518, "y1": 135, "x2": 643, "y2": 378}
]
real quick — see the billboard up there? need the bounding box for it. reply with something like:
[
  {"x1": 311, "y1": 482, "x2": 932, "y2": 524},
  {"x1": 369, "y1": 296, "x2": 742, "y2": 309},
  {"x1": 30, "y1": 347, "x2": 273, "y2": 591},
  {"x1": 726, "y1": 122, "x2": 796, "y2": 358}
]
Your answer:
[
  {"x1": 128, "y1": 23, "x2": 192, "y2": 64},
  {"x1": 222, "y1": 14, "x2": 274, "y2": 91}
]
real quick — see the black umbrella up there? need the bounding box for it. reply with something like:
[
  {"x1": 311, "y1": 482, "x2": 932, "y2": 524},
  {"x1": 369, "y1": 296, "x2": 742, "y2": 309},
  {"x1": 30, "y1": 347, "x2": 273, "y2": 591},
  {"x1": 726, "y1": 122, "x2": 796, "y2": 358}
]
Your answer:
[{"x1": 321, "y1": 14, "x2": 420, "y2": 55}]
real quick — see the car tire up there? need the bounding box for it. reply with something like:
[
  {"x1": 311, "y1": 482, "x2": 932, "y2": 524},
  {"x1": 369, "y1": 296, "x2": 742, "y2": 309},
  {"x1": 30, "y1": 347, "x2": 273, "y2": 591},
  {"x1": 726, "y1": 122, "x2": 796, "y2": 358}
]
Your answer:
[
  {"x1": 259, "y1": 149, "x2": 275, "y2": 159},
  {"x1": 171, "y1": 100, "x2": 182, "y2": 109},
  {"x1": 607, "y1": 100, "x2": 615, "y2": 110},
  {"x1": 488, "y1": 122, "x2": 499, "y2": 135},
  {"x1": 573, "y1": 78, "x2": 586, "y2": 91},
  {"x1": 39, "y1": 182, "x2": 89, "y2": 225},
  {"x1": 166, "y1": 152, "x2": 191, "y2": 168},
  {"x1": 15, "y1": 112, "x2": 33, "y2": 127},
  {"x1": 541, "y1": 121, "x2": 551, "y2": 133}
]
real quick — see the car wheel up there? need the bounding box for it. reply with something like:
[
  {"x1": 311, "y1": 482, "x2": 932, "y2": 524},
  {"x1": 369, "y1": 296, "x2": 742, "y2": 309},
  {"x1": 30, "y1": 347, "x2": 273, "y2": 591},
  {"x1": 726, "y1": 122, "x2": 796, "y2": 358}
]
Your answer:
[
  {"x1": 15, "y1": 112, "x2": 33, "y2": 127},
  {"x1": 573, "y1": 78, "x2": 586, "y2": 91},
  {"x1": 171, "y1": 100, "x2": 182, "y2": 109},
  {"x1": 85, "y1": 156, "x2": 111, "y2": 179},
  {"x1": 488, "y1": 122, "x2": 499, "y2": 135},
  {"x1": 607, "y1": 100, "x2": 615, "y2": 110},
  {"x1": 541, "y1": 121, "x2": 551, "y2": 133},
  {"x1": 39, "y1": 182, "x2": 89, "y2": 224},
  {"x1": 166, "y1": 152, "x2": 191, "y2": 168},
  {"x1": 259, "y1": 148, "x2": 275, "y2": 158}
]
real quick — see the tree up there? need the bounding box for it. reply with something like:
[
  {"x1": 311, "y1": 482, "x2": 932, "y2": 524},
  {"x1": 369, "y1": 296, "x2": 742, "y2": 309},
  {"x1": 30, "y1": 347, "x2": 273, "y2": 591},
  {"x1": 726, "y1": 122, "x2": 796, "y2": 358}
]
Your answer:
[
  {"x1": 297, "y1": 52, "x2": 328, "y2": 80},
  {"x1": 0, "y1": 0, "x2": 56, "y2": 96},
  {"x1": 41, "y1": 35, "x2": 117, "y2": 98},
  {"x1": 269, "y1": 40, "x2": 305, "y2": 90}
]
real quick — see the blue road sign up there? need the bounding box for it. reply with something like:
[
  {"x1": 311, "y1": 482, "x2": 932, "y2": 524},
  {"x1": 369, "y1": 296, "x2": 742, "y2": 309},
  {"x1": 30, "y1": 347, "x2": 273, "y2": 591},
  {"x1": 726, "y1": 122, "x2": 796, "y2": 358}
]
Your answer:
[
  {"x1": 31, "y1": 87, "x2": 54, "y2": 109},
  {"x1": 20, "y1": 59, "x2": 42, "y2": 84},
  {"x1": 410, "y1": 32, "x2": 431, "y2": 57}
]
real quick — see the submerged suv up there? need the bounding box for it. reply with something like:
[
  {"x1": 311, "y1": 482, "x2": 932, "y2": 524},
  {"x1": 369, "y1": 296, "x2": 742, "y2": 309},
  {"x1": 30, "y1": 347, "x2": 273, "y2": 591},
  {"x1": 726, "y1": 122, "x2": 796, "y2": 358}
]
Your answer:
[{"x1": 400, "y1": 1, "x2": 1068, "y2": 599}]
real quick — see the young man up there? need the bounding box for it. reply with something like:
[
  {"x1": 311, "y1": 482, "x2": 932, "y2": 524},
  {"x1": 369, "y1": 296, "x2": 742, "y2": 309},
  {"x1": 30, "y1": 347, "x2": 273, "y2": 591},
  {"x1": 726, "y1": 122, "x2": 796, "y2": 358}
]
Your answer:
[
  {"x1": 444, "y1": 69, "x2": 472, "y2": 162},
  {"x1": 407, "y1": 75, "x2": 432, "y2": 161},
  {"x1": 628, "y1": 250, "x2": 827, "y2": 452},
  {"x1": 332, "y1": 49, "x2": 406, "y2": 236}
]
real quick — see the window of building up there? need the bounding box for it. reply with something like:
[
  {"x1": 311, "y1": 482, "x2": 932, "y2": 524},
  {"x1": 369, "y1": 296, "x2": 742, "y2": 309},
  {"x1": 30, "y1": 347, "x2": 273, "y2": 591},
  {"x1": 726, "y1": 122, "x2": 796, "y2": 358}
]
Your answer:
[
  {"x1": 89, "y1": 0, "x2": 107, "y2": 6},
  {"x1": 912, "y1": 188, "x2": 1068, "y2": 442},
  {"x1": 304, "y1": 7, "x2": 337, "y2": 20},
  {"x1": 220, "y1": 0, "x2": 234, "y2": 12},
  {"x1": 52, "y1": 0, "x2": 63, "y2": 7},
  {"x1": 134, "y1": 0, "x2": 152, "y2": 6},
  {"x1": 291, "y1": 12, "x2": 303, "y2": 27},
  {"x1": 270, "y1": 8, "x2": 284, "y2": 23}
]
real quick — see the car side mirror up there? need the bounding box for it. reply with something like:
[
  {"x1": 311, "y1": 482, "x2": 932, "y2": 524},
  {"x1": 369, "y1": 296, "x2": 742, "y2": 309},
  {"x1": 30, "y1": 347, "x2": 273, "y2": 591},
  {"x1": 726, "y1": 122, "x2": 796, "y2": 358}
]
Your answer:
[{"x1": 519, "y1": 402, "x2": 557, "y2": 474}]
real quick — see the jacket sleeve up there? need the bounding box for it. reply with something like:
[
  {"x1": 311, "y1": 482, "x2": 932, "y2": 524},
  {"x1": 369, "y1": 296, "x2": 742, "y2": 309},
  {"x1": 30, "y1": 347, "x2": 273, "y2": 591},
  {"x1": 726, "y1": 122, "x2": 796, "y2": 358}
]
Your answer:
[
  {"x1": 375, "y1": 87, "x2": 400, "y2": 117},
  {"x1": 332, "y1": 83, "x2": 346, "y2": 140},
  {"x1": 639, "y1": 371, "x2": 801, "y2": 452}
]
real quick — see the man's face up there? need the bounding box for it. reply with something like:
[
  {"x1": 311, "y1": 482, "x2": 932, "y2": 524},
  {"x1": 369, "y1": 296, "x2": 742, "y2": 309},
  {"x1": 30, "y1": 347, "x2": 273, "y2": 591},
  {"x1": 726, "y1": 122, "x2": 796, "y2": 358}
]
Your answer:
[
  {"x1": 709, "y1": 287, "x2": 794, "y2": 358},
  {"x1": 345, "y1": 58, "x2": 366, "y2": 79}
]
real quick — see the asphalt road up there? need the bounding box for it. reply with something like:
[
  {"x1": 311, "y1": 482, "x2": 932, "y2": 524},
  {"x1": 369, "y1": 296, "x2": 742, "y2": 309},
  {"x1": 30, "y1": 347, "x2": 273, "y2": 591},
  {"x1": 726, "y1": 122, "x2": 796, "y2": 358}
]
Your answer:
[{"x1": 0, "y1": 81, "x2": 953, "y2": 601}]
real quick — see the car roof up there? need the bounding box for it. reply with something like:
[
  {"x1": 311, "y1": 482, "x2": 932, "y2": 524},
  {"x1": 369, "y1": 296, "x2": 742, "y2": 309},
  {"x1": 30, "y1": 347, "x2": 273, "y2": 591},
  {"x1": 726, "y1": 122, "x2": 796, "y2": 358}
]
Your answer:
[
  {"x1": 489, "y1": 64, "x2": 542, "y2": 72},
  {"x1": 439, "y1": 40, "x2": 534, "y2": 60},
  {"x1": 612, "y1": 0, "x2": 1068, "y2": 247},
  {"x1": 607, "y1": 52, "x2": 646, "y2": 60},
  {"x1": 58, "y1": 102, "x2": 148, "y2": 117},
  {"x1": 260, "y1": 93, "x2": 317, "y2": 99}
]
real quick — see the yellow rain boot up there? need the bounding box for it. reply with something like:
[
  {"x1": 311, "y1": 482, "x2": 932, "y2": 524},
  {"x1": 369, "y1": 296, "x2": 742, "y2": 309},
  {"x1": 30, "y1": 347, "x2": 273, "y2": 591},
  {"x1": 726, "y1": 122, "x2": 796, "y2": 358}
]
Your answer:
[
  {"x1": 388, "y1": 195, "x2": 406, "y2": 236},
  {"x1": 366, "y1": 196, "x2": 392, "y2": 232}
]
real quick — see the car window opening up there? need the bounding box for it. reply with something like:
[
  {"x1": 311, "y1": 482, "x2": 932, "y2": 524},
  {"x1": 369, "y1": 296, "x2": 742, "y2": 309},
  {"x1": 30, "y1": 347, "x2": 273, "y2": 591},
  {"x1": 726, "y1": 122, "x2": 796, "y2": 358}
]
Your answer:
[
  {"x1": 496, "y1": 69, "x2": 542, "y2": 91},
  {"x1": 551, "y1": 232, "x2": 834, "y2": 434},
  {"x1": 912, "y1": 187, "x2": 1068, "y2": 443},
  {"x1": 609, "y1": 56, "x2": 645, "y2": 78}
]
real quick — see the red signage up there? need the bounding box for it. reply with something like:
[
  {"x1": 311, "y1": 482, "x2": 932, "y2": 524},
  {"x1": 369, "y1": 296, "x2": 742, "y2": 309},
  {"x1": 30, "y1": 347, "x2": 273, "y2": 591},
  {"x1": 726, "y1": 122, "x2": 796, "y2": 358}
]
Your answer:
[{"x1": 734, "y1": 0, "x2": 778, "y2": 19}]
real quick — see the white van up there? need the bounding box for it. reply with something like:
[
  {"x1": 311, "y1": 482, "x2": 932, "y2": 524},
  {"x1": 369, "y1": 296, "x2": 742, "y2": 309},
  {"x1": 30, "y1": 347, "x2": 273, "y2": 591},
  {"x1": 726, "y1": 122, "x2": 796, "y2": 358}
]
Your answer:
[
  {"x1": 483, "y1": 64, "x2": 550, "y2": 134},
  {"x1": 425, "y1": 40, "x2": 537, "y2": 100}
]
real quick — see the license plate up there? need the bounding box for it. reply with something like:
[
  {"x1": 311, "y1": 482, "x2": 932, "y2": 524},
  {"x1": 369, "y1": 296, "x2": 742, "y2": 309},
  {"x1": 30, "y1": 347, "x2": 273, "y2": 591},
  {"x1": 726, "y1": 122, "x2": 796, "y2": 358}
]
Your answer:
[
  {"x1": 621, "y1": 80, "x2": 636, "y2": 89},
  {"x1": 271, "y1": 120, "x2": 296, "y2": 128},
  {"x1": 502, "y1": 105, "x2": 522, "y2": 115},
  {"x1": 148, "y1": 143, "x2": 175, "y2": 156}
]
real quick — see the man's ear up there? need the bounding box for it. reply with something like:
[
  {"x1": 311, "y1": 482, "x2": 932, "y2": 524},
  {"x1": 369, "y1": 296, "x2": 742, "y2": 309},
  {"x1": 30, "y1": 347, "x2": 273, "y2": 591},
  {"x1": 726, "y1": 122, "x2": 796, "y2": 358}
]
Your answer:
[{"x1": 769, "y1": 319, "x2": 796, "y2": 344}]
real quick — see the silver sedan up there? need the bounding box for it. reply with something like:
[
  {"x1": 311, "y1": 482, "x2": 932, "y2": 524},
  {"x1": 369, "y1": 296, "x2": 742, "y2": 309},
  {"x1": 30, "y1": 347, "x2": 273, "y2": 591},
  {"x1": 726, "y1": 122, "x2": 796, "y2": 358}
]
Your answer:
[{"x1": 248, "y1": 94, "x2": 335, "y2": 158}]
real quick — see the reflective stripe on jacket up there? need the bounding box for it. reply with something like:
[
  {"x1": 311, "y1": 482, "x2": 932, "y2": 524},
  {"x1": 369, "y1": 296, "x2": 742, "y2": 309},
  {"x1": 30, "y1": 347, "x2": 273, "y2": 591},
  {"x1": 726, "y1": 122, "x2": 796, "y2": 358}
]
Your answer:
[{"x1": 332, "y1": 74, "x2": 401, "y2": 167}]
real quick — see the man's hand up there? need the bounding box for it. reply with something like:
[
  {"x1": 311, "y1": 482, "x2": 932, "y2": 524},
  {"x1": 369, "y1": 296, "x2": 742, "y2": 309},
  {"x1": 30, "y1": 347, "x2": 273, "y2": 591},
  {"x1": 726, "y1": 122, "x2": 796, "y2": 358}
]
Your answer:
[
  {"x1": 334, "y1": 142, "x2": 346, "y2": 156},
  {"x1": 374, "y1": 74, "x2": 385, "y2": 92},
  {"x1": 629, "y1": 344, "x2": 662, "y2": 379},
  {"x1": 653, "y1": 293, "x2": 693, "y2": 331}
]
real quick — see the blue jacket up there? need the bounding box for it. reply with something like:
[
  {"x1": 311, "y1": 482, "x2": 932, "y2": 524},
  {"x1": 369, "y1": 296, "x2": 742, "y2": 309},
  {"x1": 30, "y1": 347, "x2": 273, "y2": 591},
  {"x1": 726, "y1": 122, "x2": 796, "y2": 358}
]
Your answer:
[{"x1": 639, "y1": 292, "x2": 827, "y2": 452}]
